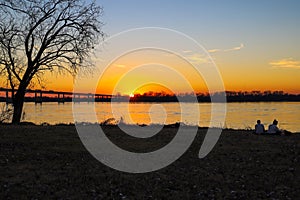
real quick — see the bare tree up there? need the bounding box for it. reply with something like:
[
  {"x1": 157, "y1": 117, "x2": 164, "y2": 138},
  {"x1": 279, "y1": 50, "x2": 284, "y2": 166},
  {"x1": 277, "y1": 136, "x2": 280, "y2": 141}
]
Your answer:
[{"x1": 0, "y1": 0, "x2": 104, "y2": 123}]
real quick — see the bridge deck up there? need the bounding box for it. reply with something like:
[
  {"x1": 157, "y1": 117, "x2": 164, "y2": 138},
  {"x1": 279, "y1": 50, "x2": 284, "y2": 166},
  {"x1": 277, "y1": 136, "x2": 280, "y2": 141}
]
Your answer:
[{"x1": 0, "y1": 87, "x2": 117, "y2": 103}]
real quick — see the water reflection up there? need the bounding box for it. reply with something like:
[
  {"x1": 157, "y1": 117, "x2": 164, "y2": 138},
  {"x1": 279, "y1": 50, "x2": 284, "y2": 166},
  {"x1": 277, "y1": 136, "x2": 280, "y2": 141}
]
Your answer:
[{"x1": 1, "y1": 102, "x2": 299, "y2": 132}]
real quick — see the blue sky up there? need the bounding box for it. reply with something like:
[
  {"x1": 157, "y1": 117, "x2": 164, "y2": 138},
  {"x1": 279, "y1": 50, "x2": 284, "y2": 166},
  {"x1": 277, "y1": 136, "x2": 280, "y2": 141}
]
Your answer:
[
  {"x1": 95, "y1": 0, "x2": 300, "y2": 93},
  {"x1": 100, "y1": 0, "x2": 299, "y2": 47}
]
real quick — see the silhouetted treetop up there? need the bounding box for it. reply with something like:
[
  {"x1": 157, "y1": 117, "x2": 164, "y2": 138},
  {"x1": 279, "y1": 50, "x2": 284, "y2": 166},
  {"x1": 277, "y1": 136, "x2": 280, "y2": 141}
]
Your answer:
[{"x1": 0, "y1": 0, "x2": 105, "y2": 123}]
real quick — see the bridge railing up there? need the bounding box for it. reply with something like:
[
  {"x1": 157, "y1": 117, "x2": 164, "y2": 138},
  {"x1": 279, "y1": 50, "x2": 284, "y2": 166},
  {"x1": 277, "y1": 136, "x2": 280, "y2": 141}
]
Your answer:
[{"x1": 0, "y1": 87, "x2": 115, "y2": 104}]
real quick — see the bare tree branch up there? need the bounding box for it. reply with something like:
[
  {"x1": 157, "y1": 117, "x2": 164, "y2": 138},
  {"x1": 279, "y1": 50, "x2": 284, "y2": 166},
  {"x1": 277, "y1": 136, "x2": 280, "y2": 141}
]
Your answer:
[{"x1": 0, "y1": 0, "x2": 104, "y2": 123}]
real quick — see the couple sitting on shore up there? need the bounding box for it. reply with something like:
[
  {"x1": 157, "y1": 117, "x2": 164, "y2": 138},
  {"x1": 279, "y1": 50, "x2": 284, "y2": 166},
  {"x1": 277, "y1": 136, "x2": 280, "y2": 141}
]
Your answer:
[{"x1": 255, "y1": 119, "x2": 290, "y2": 135}]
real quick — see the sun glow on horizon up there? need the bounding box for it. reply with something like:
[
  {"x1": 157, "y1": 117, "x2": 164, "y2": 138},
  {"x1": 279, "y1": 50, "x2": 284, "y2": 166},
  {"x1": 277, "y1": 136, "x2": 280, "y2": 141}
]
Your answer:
[
  {"x1": 95, "y1": 49, "x2": 211, "y2": 96},
  {"x1": 1, "y1": 1, "x2": 300, "y2": 96}
]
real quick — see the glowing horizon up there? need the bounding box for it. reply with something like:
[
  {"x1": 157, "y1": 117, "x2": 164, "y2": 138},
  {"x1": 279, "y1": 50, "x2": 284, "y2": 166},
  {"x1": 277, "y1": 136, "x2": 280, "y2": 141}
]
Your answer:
[{"x1": 1, "y1": 1, "x2": 300, "y2": 95}]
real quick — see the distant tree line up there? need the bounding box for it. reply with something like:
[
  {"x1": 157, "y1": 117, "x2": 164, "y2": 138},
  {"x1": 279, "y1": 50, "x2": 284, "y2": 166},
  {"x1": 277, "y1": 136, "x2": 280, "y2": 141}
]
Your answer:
[
  {"x1": 1, "y1": 90, "x2": 299, "y2": 103},
  {"x1": 129, "y1": 90, "x2": 300, "y2": 102}
]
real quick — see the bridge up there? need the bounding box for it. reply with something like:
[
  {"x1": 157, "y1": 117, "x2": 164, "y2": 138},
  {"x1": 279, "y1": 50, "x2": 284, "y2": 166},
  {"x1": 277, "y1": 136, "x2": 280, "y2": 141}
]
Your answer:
[{"x1": 0, "y1": 87, "x2": 118, "y2": 104}]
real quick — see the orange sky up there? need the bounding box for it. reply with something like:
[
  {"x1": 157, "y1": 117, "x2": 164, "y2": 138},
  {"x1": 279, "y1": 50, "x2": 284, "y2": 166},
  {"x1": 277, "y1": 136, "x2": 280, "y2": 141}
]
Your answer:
[
  {"x1": 41, "y1": 48, "x2": 300, "y2": 95},
  {"x1": 4, "y1": 32, "x2": 299, "y2": 95},
  {"x1": 1, "y1": 1, "x2": 300, "y2": 95}
]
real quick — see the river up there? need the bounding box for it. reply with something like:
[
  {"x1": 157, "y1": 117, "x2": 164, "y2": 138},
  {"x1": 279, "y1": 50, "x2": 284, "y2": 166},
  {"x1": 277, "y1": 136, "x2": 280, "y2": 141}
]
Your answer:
[{"x1": 2, "y1": 102, "x2": 299, "y2": 132}]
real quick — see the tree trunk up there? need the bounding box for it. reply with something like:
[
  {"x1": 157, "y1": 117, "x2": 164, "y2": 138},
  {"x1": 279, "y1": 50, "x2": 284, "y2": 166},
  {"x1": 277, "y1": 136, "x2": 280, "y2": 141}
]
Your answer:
[{"x1": 12, "y1": 85, "x2": 26, "y2": 124}]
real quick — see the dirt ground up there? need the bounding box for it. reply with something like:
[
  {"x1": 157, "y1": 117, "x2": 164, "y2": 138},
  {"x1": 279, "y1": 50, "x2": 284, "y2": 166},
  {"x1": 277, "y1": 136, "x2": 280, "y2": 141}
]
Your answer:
[{"x1": 0, "y1": 124, "x2": 299, "y2": 199}]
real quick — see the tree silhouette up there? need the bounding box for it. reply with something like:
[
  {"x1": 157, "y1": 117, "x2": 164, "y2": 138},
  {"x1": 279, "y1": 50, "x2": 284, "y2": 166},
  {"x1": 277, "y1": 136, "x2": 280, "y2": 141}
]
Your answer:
[{"x1": 0, "y1": 0, "x2": 104, "y2": 123}]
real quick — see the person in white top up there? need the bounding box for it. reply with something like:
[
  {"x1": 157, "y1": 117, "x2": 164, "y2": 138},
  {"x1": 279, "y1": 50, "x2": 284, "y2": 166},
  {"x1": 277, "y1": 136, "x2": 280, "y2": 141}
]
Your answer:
[
  {"x1": 255, "y1": 120, "x2": 265, "y2": 134},
  {"x1": 267, "y1": 119, "x2": 282, "y2": 135}
]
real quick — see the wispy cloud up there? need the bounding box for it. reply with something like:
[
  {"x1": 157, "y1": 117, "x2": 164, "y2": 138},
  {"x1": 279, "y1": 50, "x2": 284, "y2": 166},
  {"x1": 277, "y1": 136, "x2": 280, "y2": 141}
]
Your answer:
[
  {"x1": 182, "y1": 50, "x2": 193, "y2": 53},
  {"x1": 269, "y1": 58, "x2": 300, "y2": 69},
  {"x1": 181, "y1": 49, "x2": 213, "y2": 64},
  {"x1": 208, "y1": 43, "x2": 245, "y2": 53},
  {"x1": 224, "y1": 43, "x2": 244, "y2": 52},
  {"x1": 186, "y1": 53, "x2": 211, "y2": 64},
  {"x1": 181, "y1": 43, "x2": 244, "y2": 64},
  {"x1": 208, "y1": 49, "x2": 222, "y2": 53},
  {"x1": 114, "y1": 64, "x2": 126, "y2": 68}
]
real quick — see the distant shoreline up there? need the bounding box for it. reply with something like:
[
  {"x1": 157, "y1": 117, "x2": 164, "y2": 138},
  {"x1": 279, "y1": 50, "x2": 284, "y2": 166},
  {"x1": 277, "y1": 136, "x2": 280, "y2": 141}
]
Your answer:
[
  {"x1": 1, "y1": 90, "x2": 300, "y2": 103},
  {"x1": 1, "y1": 122, "x2": 299, "y2": 134},
  {"x1": 1, "y1": 98, "x2": 300, "y2": 103}
]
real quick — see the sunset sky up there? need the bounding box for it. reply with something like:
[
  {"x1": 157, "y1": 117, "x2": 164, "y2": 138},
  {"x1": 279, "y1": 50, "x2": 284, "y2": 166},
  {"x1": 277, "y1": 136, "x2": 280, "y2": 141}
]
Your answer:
[{"x1": 21, "y1": 0, "x2": 300, "y2": 94}]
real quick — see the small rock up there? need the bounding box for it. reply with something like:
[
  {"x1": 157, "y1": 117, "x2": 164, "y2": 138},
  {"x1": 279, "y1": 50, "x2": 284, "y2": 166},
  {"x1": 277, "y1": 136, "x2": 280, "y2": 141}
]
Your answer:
[{"x1": 288, "y1": 167, "x2": 295, "y2": 172}]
